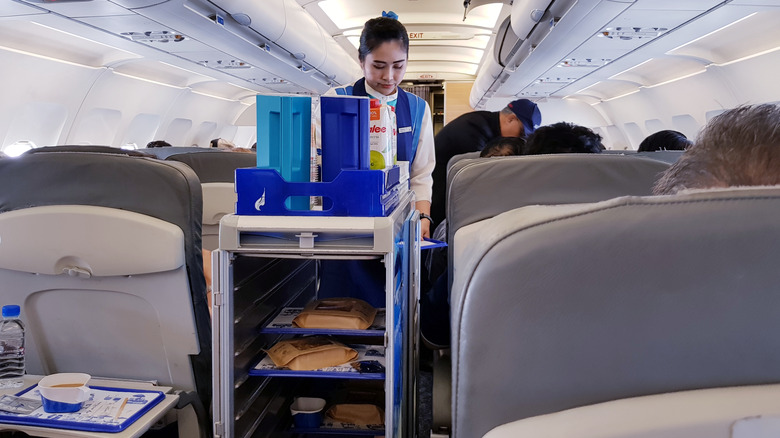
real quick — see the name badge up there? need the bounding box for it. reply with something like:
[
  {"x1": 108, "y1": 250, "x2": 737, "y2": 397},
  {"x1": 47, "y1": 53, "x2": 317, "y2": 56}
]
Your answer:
[{"x1": 398, "y1": 126, "x2": 412, "y2": 134}]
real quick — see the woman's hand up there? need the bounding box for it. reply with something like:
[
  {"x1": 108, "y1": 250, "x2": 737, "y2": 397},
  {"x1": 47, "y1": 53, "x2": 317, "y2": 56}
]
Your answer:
[{"x1": 416, "y1": 200, "x2": 432, "y2": 239}]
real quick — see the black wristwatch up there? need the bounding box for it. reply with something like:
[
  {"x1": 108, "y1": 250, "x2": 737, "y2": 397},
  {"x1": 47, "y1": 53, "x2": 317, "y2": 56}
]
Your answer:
[{"x1": 419, "y1": 213, "x2": 434, "y2": 227}]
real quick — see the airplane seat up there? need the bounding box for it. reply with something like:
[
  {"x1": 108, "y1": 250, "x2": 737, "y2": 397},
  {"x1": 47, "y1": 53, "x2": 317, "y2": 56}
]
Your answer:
[
  {"x1": 450, "y1": 186, "x2": 780, "y2": 438},
  {"x1": 151, "y1": 148, "x2": 256, "y2": 251},
  {"x1": 445, "y1": 153, "x2": 672, "y2": 281},
  {"x1": 143, "y1": 146, "x2": 220, "y2": 159},
  {"x1": 482, "y1": 385, "x2": 780, "y2": 438},
  {"x1": 26, "y1": 145, "x2": 157, "y2": 157},
  {"x1": 427, "y1": 153, "x2": 671, "y2": 435},
  {"x1": 636, "y1": 149, "x2": 685, "y2": 164},
  {"x1": 446, "y1": 151, "x2": 481, "y2": 173},
  {"x1": 0, "y1": 151, "x2": 211, "y2": 437},
  {"x1": 600, "y1": 149, "x2": 634, "y2": 154}
]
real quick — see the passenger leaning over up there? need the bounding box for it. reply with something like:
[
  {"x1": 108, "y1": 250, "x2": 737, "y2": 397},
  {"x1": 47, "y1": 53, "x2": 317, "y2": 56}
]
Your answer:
[
  {"x1": 430, "y1": 98, "x2": 541, "y2": 225},
  {"x1": 654, "y1": 104, "x2": 780, "y2": 195},
  {"x1": 323, "y1": 11, "x2": 435, "y2": 237}
]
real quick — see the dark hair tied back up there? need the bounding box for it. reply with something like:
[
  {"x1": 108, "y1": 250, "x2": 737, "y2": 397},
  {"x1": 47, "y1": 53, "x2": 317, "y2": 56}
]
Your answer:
[{"x1": 359, "y1": 16, "x2": 409, "y2": 62}]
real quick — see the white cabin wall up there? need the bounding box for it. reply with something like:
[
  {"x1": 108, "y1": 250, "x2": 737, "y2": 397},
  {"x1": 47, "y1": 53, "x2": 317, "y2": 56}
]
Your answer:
[
  {"x1": 534, "y1": 99, "x2": 609, "y2": 129},
  {"x1": 232, "y1": 126, "x2": 257, "y2": 149},
  {"x1": 234, "y1": 104, "x2": 257, "y2": 126},
  {"x1": 0, "y1": 47, "x2": 253, "y2": 151},
  {"x1": 581, "y1": 49, "x2": 780, "y2": 150},
  {"x1": 0, "y1": 49, "x2": 103, "y2": 149}
]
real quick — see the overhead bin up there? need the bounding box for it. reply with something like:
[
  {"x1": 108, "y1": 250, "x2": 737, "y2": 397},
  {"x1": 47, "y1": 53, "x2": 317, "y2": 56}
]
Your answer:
[
  {"x1": 215, "y1": 0, "x2": 326, "y2": 70},
  {"x1": 470, "y1": 0, "x2": 633, "y2": 108},
  {"x1": 211, "y1": 0, "x2": 361, "y2": 86},
  {"x1": 103, "y1": 0, "x2": 360, "y2": 93},
  {"x1": 470, "y1": 0, "x2": 554, "y2": 108},
  {"x1": 470, "y1": 55, "x2": 504, "y2": 108},
  {"x1": 510, "y1": 0, "x2": 554, "y2": 39},
  {"x1": 494, "y1": 16, "x2": 522, "y2": 68}
]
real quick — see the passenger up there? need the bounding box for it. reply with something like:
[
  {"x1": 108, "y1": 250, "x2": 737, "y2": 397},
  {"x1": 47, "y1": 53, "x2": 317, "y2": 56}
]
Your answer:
[
  {"x1": 637, "y1": 129, "x2": 692, "y2": 152},
  {"x1": 653, "y1": 104, "x2": 780, "y2": 195},
  {"x1": 210, "y1": 138, "x2": 237, "y2": 150},
  {"x1": 479, "y1": 136, "x2": 525, "y2": 157},
  {"x1": 523, "y1": 121, "x2": 603, "y2": 155},
  {"x1": 322, "y1": 11, "x2": 434, "y2": 237},
  {"x1": 146, "y1": 140, "x2": 171, "y2": 148},
  {"x1": 431, "y1": 99, "x2": 541, "y2": 224}
]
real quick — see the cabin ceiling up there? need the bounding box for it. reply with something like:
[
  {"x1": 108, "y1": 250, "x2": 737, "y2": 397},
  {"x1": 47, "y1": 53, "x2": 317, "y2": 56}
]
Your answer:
[
  {"x1": 299, "y1": 0, "x2": 510, "y2": 82},
  {"x1": 2, "y1": 0, "x2": 780, "y2": 111},
  {"x1": 1, "y1": 0, "x2": 510, "y2": 99},
  {"x1": 473, "y1": 0, "x2": 780, "y2": 109}
]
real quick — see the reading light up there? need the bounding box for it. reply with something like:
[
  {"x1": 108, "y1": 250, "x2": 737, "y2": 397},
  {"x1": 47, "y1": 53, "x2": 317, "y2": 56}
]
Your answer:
[{"x1": 4, "y1": 141, "x2": 37, "y2": 158}]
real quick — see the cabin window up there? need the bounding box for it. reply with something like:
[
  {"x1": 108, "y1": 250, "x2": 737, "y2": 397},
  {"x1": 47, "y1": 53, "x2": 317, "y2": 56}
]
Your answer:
[
  {"x1": 671, "y1": 115, "x2": 699, "y2": 140},
  {"x1": 164, "y1": 118, "x2": 193, "y2": 147},
  {"x1": 71, "y1": 108, "x2": 122, "y2": 146}
]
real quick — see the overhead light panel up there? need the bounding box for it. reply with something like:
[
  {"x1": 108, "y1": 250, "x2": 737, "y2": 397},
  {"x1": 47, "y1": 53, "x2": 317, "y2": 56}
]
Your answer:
[
  {"x1": 599, "y1": 27, "x2": 668, "y2": 41},
  {"x1": 559, "y1": 58, "x2": 611, "y2": 68},
  {"x1": 199, "y1": 59, "x2": 252, "y2": 69},
  {"x1": 121, "y1": 31, "x2": 186, "y2": 44}
]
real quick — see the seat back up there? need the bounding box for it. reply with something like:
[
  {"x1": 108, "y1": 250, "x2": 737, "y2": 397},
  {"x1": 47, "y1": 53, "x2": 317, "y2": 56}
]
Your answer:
[
  {"x1": 483, "y1": 385, "x2": 780, "y2": 438},
  {"x1": 450, "y1": 187, "x2": 780, "y2": 438},
  {"x1": 0, "y1": 151, "x2": 211, "y2": 406},
  {"x1": 153, "y1": 148, "x2": 256, "y2": 250},
  {"x1": 446, "y1": 154, "x2": 671, "y2": 279}
]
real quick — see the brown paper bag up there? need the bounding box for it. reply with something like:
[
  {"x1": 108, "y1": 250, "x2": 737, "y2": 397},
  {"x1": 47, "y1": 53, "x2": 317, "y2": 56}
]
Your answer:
[
  {"x1": 293, "y1": 298, "x2": 377, "y2": 330},
  {"x1": 326, "y1": 403, "x2": 384, "y2": 426},
  {"x1": 265, "y1": 337, "x2": 358, "y2": 371}
]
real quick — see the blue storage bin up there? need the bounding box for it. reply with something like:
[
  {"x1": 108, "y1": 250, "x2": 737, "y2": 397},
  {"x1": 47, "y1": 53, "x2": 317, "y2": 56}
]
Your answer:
[
  {"x1": 320, "y1": 96, "x2": 370, "y2": 182},
  {"x1": 256, "y1": 95, "x2": 311, "y2": 210},
  {"x1": 235, "y1": 166, "x2": 402, "y2": 217}
]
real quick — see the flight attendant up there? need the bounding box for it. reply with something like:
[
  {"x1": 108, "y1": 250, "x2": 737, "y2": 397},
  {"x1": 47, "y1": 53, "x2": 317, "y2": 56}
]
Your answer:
[
  {"x1": 327, "y1": 11, "x2": 435, "y2": 238},
  {"x1": 318, "y1": 12, "x2": 436, "y2": 306}
]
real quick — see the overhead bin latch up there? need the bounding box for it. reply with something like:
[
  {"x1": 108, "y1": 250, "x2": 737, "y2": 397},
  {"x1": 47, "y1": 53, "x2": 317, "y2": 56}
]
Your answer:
[
  {"x1": 295, "y1": 232, "x2": 318, "y2": 249},
  {"x1": 61, "y1": 265, "x2": 92, "y2": 278}
]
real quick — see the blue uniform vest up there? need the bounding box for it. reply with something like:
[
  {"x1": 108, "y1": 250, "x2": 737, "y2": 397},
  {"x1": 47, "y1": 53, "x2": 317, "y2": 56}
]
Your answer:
[
  {"x1": 321, "y1": 79, "x2": 427, "y2": 304},
  {"x1": 334, "y1": 78, "x2": 426, "y2": 165}
]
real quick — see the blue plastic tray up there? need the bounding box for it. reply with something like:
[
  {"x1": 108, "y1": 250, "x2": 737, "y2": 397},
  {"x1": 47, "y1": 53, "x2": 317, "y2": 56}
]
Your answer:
[
  {"x1": 235, "y1": 167, "x2": 403, "y2": 217},
  {"x1": 0, "y1": 385, "x2": 165, "y2": 433}
]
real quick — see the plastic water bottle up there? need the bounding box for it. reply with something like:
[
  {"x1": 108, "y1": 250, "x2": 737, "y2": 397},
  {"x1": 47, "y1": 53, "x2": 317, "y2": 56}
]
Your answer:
[{"x1": 0, "y1": 305, "x2": 25, "y2": 388}]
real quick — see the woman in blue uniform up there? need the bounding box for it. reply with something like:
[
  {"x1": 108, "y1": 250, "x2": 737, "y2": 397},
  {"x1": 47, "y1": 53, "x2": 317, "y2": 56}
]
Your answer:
[
  {"x1": 319, "y1": 13, "x2": 436, "y2": 306},
  {"x1": 326, "y1": 12, "x2": 435, "y2": 238}
]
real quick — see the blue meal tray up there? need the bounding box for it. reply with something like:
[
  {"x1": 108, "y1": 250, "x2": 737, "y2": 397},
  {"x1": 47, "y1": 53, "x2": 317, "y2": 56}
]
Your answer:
[{"x1": 0, "y1": 384, "x2": 165, "y2": 433}]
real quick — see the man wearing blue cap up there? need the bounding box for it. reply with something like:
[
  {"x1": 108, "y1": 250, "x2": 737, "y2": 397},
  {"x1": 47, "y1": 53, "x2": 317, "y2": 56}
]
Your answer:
[{"x1": 429, "y1": 98, "x2": 541, "y2": 225}]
